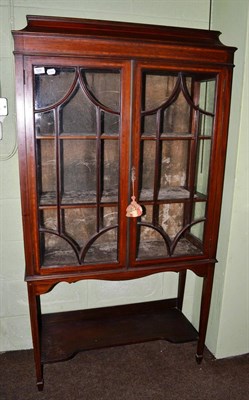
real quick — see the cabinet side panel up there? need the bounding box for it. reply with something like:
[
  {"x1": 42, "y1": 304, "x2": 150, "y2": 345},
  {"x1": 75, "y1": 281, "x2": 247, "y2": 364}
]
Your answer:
[{"x1": 14, "y1": 54, "x2": 34, "y2": 276}]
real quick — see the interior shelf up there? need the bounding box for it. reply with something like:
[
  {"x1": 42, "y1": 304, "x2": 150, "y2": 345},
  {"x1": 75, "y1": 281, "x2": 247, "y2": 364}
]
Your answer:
[
  {"x1": 139, "y1": 187, "x2": 191, "y2": 201},
  {"x1": 141, "y1": 132, "x2": 194, "y2": 139},
  {"x1": 36, "y1": 133, "x2": 120, "y2": 139},
  {"x1": 39, "y1": 190, "x2": 119, "y2": 206},
  {"x1": 42, "y1": 241, "x2": 118, "y2": 266},
  {"x1": 137, "y1": 238, "x2": 203, "y2": 259},
  {"x1": 41, "y1": 299, "x2": 199, "y2": 364},
  {"x1": 39, "y1": 188, "x2": 207, "y2": 207},
  {"x1": 41, "y1": 236, "x2": 202, "y2": 267}
]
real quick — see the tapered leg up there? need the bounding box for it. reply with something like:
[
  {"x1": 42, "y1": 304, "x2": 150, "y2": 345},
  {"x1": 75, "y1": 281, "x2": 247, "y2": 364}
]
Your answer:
[
  {"x1": 195, "y1": 264, "x2": 215, "y2": 364},
  {"x1": 27, "y1": 283, "x2": 44, "y2": 391},
  {"x1": 177, "y1": 270, "x2": 187, "y2": 311}
]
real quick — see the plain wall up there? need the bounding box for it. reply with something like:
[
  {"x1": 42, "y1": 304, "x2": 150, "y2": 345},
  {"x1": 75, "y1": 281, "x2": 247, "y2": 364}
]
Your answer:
[{"x1": 207, "y1": 0, "x2": 249, "y2": 358}]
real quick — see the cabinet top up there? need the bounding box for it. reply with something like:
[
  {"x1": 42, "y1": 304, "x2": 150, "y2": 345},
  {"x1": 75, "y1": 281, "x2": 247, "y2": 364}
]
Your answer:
[
  {"x1": 14, "y1": 15, "x2": 225, "y2": 45},
  {"x1": 12, "y1": 15, "x2": 236, "y2": 64}
]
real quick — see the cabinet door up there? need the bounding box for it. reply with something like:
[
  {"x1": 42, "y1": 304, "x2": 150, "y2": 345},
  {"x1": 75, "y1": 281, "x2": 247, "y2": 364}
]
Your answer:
[
  {"x1": 25, "y1": 58, "x2": 130, "y2": 273},
  {"x1": 129, "y1": 63, "x2": 217, "y2": 266}
]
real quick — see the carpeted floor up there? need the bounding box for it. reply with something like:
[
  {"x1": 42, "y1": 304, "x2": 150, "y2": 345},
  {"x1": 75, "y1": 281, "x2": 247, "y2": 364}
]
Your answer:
[{"x1": 0, "y1": 341, "x2": 249, "y2": 400}]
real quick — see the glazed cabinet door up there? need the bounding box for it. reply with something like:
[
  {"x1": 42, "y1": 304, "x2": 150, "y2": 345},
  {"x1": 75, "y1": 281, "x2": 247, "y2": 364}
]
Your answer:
[
  {"x1": 24, "y1": 57, "x2": 131, "y2": 274},
  {"x1": 129, "y1": 63, "x2": 218, "y2": 266}
]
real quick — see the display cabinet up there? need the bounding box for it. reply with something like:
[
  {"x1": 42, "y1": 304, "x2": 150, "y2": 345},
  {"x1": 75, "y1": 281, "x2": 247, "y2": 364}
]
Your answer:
[{"x1": 12, "y1": 16, "x2": 236, "y2": 390}]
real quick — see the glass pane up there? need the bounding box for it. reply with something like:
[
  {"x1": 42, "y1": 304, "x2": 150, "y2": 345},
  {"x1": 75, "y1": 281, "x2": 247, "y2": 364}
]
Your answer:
[
  {"x1": 137, "y1": 225, "x2": 168, "y2": 259},
  {"x1": 34, "y1": 67, "x2": 76, "y2": 110},
  {"x1": 139, "y1": 140, "x2": 156, "y2": 200},
  {"x1": 195, "y1": 139, "x2": 211, "y2": 196},
  {"x1": 40, "y1": 209, "x2": 57, "y2": 231},
  {"x1": 143, "y1": 73, "x2": 178, "y2": 111},
  {"x1": 102, "y1": 206, "x2": 118, "y2": 227},
  {"x1": 83, "y1": 70, "x2": 120, "y2": 111},
  {"x1": 60, "y1": 84, "x2": 97, "y2": 135},
  {"x1": 141, "y1": 72, "x2": 192, "y2": 137},
  {"x1": 40, "y1": 206, "x2": 119, "y2": 265},
  {"x1": 160, "y1": 141, "x2": 189, "y2": 198},
  {"x1": 102, "y1": 140, "x2": 119, "y2": 202},
  {"x1": 141, "y1": 203, "x2": 184, "y2": 240},
  {"x1": 37, "y1": 139, "x2": 56, "y2": 205},
  {"x1": 102, "y1": 112, "x2": 119, "y2": 135},
  {"x1": 35, "y1": 111, "x2": 55, "y2": 136},
  {"x1": 198, "y1": 114, "x2": 214, "y2": 137},
  {"x1": 159, "y1": 203, "x2": 184, "y2": 239},
  {"x1": 61, "y1": 140, "x2": 96, "y2": 204},
  {"x1": 137, "y1": 206, "x2": 168, "y2": 259},
  {"x1": 84, "y1": 227, "x2": 118, "y2": 263},
  {"x1": 35, "y1": 66, "x2": 123, "y2": 268},
  {"x1": 141, "y1": 114, "x2": 157, "y2": 136},
  {"x1": 63, "y1": 208, "x2": 96, "y2": 247},
  {"x1": 84, "y1": 206, "x2": 118, "y2": 263},
  {"x1": 162, "y1": 91, "x2": 191, "y2": 135},
  {"x1": 139, "y1": 140, "x2": 190, "y2": 201},
  {"x1": 198, "y1": 79, "x2": 216, "y2": 114},
  {"x1": 173, "y1": 237, "x2": 203, "y2": 256},
  {"x1": 40, "y1": 232, "x2": 78, "y2": 266},
  {"x1": 190, "y1": 202, "x2": 206, "y2": 241},
  {"x1": 136, "y1": 202, "x2": 204, "y2": 260}
]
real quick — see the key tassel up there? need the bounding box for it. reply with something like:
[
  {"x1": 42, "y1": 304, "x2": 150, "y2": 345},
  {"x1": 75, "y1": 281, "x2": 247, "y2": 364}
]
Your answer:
[{"x1": 126, "y1": 167, "x2": 143, "y2": 218}]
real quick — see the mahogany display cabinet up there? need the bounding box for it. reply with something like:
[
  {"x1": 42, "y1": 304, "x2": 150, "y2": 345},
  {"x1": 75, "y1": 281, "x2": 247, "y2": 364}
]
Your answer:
[{"x1": 12, "y1": 15, "x2": 236, "y2": 390}]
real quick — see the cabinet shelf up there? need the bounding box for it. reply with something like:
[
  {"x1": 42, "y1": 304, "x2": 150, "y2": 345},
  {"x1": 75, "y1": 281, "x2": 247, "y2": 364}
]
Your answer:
[
  {"x1": 41, "y1": 236, "x2": 202, "y2": 267},
  {"x1": 140, "y1": 187, "x2": 190, "y2": 201},
  {"x1": 139, "y1": 188, "x2": 206, "y2": 202},
  {"x1": 41, "y1": 299, "x2": 199, "y2": 364},
  {"x1": 39, "y1": 190, "x2": 119, "y2": 206},
  {"x1": 141, "y1": 132, "x2": 194, "y2": 140},
  {"x1": 36, "y1": 134, "x2": 119, "y2": 140},
  {"x1": 39, "y1": 189, "x2": 207, "y2": 208},
  {"x1": 42, "y1": 241, "x2": 118, "y2": 266},
  {"x1": 137, "y1": 238, "x2": 203, "y2": 259}
]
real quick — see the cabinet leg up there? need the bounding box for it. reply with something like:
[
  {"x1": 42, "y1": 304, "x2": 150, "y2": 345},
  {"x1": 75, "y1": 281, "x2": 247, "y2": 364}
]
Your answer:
[
  {"x1": 196, "y1": 264, "x2": 215, "y2": 363},
  {"x1": 37, "y1": 376, "x2": 44, "y2": 392},
  {"x1": 27, "y1": 283, "x2": 44, "y2": 390},
  {"x1": 177, "y1": 270, "x2": 187, "y2": 311}
]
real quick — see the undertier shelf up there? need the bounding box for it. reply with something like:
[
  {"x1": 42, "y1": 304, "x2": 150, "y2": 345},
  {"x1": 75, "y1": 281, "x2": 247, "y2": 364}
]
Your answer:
[{"x1": 41, "y1": 299, "x2": 199, "y2": 364}]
